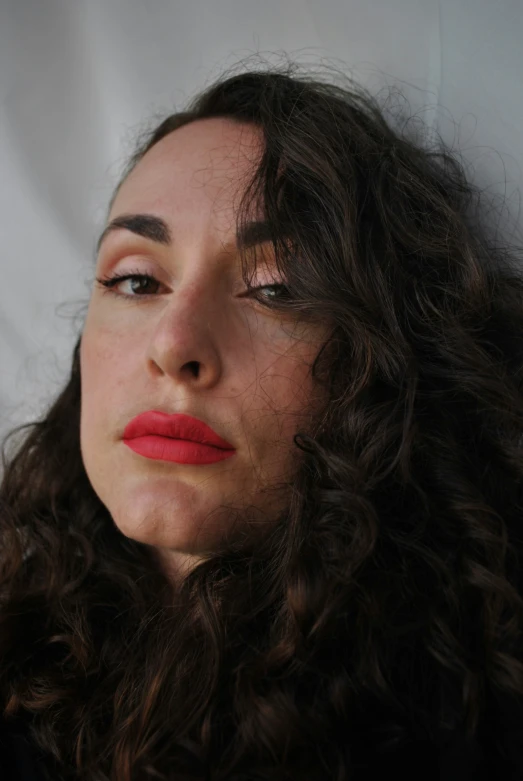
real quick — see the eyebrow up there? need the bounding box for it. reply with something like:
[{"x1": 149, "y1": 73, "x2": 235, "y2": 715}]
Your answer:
[{"x1": 95, "y1": 213, "x2": 278, "y2": 256}]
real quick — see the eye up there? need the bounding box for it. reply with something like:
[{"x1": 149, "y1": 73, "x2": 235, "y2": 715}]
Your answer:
[
  {"x1": 246, "y1": 283, "x2": 291, "y2": 304},
  {"x1": 95, "y1": 270, "x2": 162, "y2": 301},
  {"x1": 95, "y1": 271, "x2": 291, "y2": 306}
]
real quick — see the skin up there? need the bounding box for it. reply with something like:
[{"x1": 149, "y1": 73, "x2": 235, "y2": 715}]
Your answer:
[{"x1": 80, "y1": 117, "x2": 328, "y2": 582}]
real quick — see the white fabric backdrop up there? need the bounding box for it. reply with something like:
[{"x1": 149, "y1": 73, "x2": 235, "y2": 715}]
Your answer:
[{"x1": 1, "y1": 0, "x2": 522, "y2": 469}]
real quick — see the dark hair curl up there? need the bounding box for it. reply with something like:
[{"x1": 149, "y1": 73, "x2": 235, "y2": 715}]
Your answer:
[{"x1": 2, "y1": 55, "x2": 523, "y2": 780}]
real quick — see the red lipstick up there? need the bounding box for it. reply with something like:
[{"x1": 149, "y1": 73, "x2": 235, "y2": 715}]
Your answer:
[{"x1": 122, "y1": 411, "x2": 236, "y2": 465}]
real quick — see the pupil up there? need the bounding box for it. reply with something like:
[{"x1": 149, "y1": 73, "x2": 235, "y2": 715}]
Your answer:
[{"x1": 134, "y1": 278, "x2": 148, "y2": 293}]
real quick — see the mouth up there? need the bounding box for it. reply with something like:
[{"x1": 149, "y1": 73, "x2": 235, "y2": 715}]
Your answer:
[
  {"x1": 122, "y1": 410, "x2": 235, "y2": 450},
  {"x1": 123, "y1": 434, "x2": 236, "y2": 465}
]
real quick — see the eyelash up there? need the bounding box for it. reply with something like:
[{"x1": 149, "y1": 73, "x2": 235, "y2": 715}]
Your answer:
[{"x1": 95, "y1": 269, "x2": 290, "y2": 305}]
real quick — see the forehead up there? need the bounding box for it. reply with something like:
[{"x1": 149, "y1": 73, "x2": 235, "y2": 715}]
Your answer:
[{"x1": 110, "y1": 118, "x2": 265, "y2": 222}]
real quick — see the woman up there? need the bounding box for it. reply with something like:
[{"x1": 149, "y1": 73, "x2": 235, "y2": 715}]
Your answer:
[{"x1": 1, "y1": 59, "x2": 523, "y2": 780}]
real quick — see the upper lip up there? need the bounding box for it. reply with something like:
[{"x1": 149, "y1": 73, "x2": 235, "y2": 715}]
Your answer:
[{"x1": 122, "y1": 410, "x2": 235, "y2": 450}]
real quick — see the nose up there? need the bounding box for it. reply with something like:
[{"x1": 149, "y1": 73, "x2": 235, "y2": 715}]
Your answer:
[{"x1": 145, "y1": 284, "x2": 223, "y2": 390}]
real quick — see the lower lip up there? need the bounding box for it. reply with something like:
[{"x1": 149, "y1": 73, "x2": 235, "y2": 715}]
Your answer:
[{"x1": 123, "y1": 436, "x2": 236, "y2": 464}]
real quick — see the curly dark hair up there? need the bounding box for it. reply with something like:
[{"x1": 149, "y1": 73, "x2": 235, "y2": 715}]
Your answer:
[{"x1": 2, "y1": 55, "x2": 523, "y2": 780}]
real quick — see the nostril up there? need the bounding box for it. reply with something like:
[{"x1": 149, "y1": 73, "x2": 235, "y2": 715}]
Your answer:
[{"x1": 186, "y1": 361, "x2": 200, "y2": 377}]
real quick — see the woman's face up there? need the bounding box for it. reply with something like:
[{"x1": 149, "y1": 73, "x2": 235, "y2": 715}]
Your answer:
[{"x1": 80, "y1": 117, "x2": 327, "y2": 580}]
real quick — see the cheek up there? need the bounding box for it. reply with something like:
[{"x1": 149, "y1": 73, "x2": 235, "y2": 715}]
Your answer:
[
  {"x1": 80, "y1": 326, "x2": 128, "y2": 429},
  {"x1": 248, "y1": 351, "x2": 320, "y2": 442},
  {"x1": 81, "y1": 317, "x2": 132, "y2": 379},
  {"x1": 81, "y1": 331, "x2": 104, "y2": 402},
  {"x1": 261, "y1": 363, "x2": 314, "y2": 409},
  {"x1": 266, "y1": 342, "x2": 319, "y2": 404}
]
